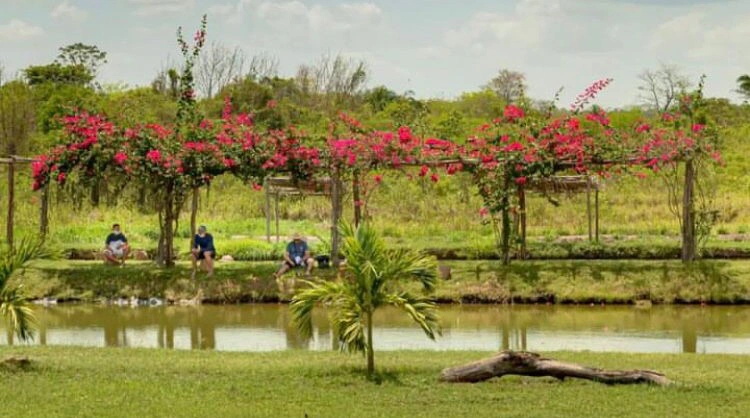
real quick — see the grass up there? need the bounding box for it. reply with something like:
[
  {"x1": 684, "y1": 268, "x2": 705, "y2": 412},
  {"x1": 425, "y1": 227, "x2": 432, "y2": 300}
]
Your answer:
[
  {"x1": 11, "y1": 259, "x2": 750, "y2": 304},
  {"x1": 2, "y1": 346, "x2": 750, "y2": 417}
]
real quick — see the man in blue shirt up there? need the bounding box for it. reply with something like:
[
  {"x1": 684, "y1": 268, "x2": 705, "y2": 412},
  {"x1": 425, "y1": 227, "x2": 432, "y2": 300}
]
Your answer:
[
  {"x1": 191, "y1": 225, "x2": 216, "y2": 277},
  {"x1": 275, "y1": 232, "x2": 314, "y2": 277},
  {"x1": 104, "y1": 223, "x2": 130, "y2": 266}
]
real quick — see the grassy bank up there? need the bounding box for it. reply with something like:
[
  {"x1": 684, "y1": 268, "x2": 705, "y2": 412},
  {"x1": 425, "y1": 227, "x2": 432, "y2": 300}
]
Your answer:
[
  {"x1": 2, "y1": 346, "x2": 750, "y2": 418},
  {"x1": 13, "y1": 259, "x2": 750, "y2": 304}
]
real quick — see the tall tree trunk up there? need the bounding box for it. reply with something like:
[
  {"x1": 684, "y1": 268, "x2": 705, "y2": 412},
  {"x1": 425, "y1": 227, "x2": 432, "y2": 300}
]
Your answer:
[
  {"x1": 90, "y1": 181, "x2": 100, "y2": 207},
  {"x1": 518, "y1": 186, "x2": 527, "y2": 259},
  {"x1": 682, "y1": 159, "x2": 696, "y2": 262},
  {"x1": 366, "y1": 310, "x2": 375, "y2": 375},
  {"x1": 6, "y1": 161, "x2": 15, "y2": 248}
]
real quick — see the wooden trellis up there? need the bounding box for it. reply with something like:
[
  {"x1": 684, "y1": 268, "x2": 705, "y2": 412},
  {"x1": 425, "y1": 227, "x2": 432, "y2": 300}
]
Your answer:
[
  {"x1": 1, "y1": 155, "x2": 47, "y2": 249},
  {"x1": 517, "y1": 175, "x2": 602, "y2": 257},
  {"x1": 264, "y1": 176, "x2": 334, "y2": 243}
]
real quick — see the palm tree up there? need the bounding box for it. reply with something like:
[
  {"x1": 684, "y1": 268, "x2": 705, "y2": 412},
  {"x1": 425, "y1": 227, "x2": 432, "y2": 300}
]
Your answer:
[
  {"x1": 291, "y1": 223, "x2": 440, "y2": 375},
  {"x1": 1, "y1": 239, "x2": 45, "y2": 341},
  {"x1": 737, "y1": 75, "x2": 750, "y2": 100}
]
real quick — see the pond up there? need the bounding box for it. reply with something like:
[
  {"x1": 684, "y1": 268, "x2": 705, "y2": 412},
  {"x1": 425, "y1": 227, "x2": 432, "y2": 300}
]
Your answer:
[{"x1": 2, "y1": 304, "x2": 750, "y2": 353}]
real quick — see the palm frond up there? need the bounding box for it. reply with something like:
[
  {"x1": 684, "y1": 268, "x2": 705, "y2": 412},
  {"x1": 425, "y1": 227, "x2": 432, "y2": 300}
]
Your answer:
[
  {"x1": 385, "y1": 292, "x2": 441, "y2": 340},
  {"x1": 1, "y1": 287, "x2": 37, "y2": 341},
  {"x1": 329, "y1": 296, "x2": 366, "y2": 353},
  {"x1": 0, "y1": 238, "x2": 46, "y2": 342},
  {"x1": 381, "y1": 249, "x2": 437, "y2": 292},
  {"x1": 290, "y1": 280, "x2": 347, "y2": 339}
]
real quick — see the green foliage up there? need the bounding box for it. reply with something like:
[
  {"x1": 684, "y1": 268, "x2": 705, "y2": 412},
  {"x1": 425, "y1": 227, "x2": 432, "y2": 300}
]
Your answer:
[
  {"x1": 291, "y1": 223, "x2": 439, "y2": 374},
  {"x1": 0, "y1": 239, "x2": 46, "y2": 341},
  {"x1": 24, "y1": 63, "x2": 93, "y2": 87}
]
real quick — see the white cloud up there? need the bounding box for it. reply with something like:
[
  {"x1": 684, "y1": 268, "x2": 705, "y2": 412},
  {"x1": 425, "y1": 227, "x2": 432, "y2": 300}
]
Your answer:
[
  {"x1": 0, "y1": 19, "x2": 44, "y2": 41},
  {"x1": 207, "y1": 2, "x2": 235, "y2": 16},
  {"x1": 128, "y1": 0, "x2": 194, "y2": 16},
  {"x1": 51, "y1": 1, "x2": 89, "y2": 22}
]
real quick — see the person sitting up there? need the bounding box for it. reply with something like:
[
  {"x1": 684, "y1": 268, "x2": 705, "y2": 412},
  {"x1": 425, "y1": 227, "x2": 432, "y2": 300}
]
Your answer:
[
  {"x1": 191, "y1": 225, "x2": 216, "y2": 277},
  {"x1": 103, "y1": 223, "x2": 130, "y2": 266},
  {"x1": 275, "y1": 233, "x2": 314, "y2": 278}
]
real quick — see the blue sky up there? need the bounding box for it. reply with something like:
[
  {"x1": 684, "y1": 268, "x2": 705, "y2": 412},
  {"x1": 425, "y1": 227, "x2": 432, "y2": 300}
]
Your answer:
[{"x1": 1, "y1": 0, "x2": 748, "y2": 107}]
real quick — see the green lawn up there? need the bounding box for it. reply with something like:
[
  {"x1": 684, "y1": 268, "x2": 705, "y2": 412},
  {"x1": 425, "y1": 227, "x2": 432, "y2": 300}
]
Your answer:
[{"x1": 1, "y1": 346, "x2": 749, "y2": 417}]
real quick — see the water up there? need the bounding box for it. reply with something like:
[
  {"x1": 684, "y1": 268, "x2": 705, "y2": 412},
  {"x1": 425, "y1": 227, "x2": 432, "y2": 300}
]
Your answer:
[{"x1": 2, "y1": 304, "x2": 750, "y2": 353}]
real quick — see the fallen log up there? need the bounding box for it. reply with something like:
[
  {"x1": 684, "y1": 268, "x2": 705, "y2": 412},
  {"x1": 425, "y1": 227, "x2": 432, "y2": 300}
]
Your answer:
[{"x1": 439, "y1": 351, "x2": 670, "y2": 386}]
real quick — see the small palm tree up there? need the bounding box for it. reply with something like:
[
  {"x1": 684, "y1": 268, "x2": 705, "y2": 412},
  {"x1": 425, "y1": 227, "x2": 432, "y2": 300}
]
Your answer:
[
  {"x1": 1, "y1": 239, "x2": 45, "y2": 341},
  {"x1": 291, "y1": 223, "x2": 440, "y2": 375}
]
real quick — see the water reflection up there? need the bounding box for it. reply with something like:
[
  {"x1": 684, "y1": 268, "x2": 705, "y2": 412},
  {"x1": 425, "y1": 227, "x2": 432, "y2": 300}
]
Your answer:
[{"x1": 2, "y1": 304, "x2": 750, "y2": 353}]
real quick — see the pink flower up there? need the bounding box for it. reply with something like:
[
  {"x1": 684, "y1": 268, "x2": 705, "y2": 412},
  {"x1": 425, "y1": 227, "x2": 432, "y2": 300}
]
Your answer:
[
  {"x1": 114, "y1": 152, "x2": 128, "y2": 165},
  {"x1": 635, "y1": 123, "x2": 650, "y2": 133},
  {"x1": 223, "y1": 158, "x2": 237, "y2": 168},
  {"x1": 692, "y1": 124, "x2": 705, "y2": 133},
  {"x1": 479, "y1": 207, "x2": 489, "y2": 217},
  {"x1": 419, "y1": 165, "x2": 429, "y2": 177},
  {"x1": 57, "y1": 172, "x2": 66, "y2": 184},
  {"x1": 373, "y1": 174, "x2": 383, "y2": 184},
  {"x1": 515, "y1": 176, "x2": 527, "y2": 186},
  {"x1": 398, "y1": 126, "x2": 413, "y2": 144},
  {"x1": 267, "y1": 100, "x2": 278, "y2": 109},
  {"x1": 430, "y1": 173, "x2": 439, "y2": 183},
  {"x1": 252, "y1": 183, "x2": 263, "y2": 191},
  {"x1": 503, "y1": 105, "x2": 525, "y2": 122},
  {"x1": 146, "y1": 149, "x2": 162, "y2": 163}
]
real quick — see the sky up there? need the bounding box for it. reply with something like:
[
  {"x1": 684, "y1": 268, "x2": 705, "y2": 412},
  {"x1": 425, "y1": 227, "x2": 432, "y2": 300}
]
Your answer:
[{"x1": 1, "y1": 0, "x2": 748, "y2": 108}]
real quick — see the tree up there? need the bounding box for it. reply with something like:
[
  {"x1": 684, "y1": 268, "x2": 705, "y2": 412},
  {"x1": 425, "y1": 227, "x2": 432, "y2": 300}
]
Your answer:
[
  {"x1": 737, "y1": 74, "x2": 750, "y2": 101},
  {"x1": 484, "y1": 69, "x2": 527, "y2": 104},
  {"x1": 364, "y1": 85, "x2": 399, "y2": 113},
  {"x1": 638, "y1": 64, "x2": 690, "y2": 113},
  {"x1": 295, "y1": 54, "x2": 368, "y2": 114},
  {"x1": 246, "y1": 53, "x2": 279, "y2": 82},
  {"x1": 291, "y1": 223, "x2": 440, "y2": 375},
  {"x1": 196, "y1": 41, "x2": 246, "y2": 98},
  {"x1": 151, "y1": 67, "x2": 180, "y2": 100},
  {"x1": 56, "y1": 43, "x2": 107, "y2": 78},
  {"x1": 1, "y1": 240, "x2": 46, "y2": 342},
  {"x1": 24, "y1": 63, "x2": 93, "y2": 86}
]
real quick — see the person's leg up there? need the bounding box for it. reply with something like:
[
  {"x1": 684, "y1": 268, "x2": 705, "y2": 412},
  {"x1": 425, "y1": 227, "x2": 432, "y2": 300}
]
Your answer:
[
  {"x1": 121, "y1": 245, "x2": 130, "y2": 264},
  {"x1": 275, "y1": 261, "x2": 292, "y2": 277},
  {"x1": 103, "y1": 250, "x2": 119, "y2": 265},
  {"x1": 304, "y1": 257, "x2": 314, "y2": 276},
  {"x1": 204, "y1": 252, "x2": 214, "y2": 276}
]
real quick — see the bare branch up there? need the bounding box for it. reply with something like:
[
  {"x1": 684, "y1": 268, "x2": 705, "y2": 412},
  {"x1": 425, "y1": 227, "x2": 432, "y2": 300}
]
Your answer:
[
  {"x1": 638, "y1": 64, "x2": 690, "y2": 113},
  {"x1": 195, "y1": 41, "x2": 247, "y2": 98}
]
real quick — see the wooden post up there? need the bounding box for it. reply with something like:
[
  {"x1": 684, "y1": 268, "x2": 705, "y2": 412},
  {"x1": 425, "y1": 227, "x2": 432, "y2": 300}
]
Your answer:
[
  {"x1": 682, "y1": 159, "x2": 696, "y2": 262},
  {"x1": 330, "y1": 170, "x2": 343, "y2": 266},
  {"x1": 264, "y1": 178, "x2": 271, "y2": 243},
  {"x1": 274, "y1": 192, "x2": 280, "y2": 243},
  {"x1": 586, "y1": 177, "x2": 593, "y2": 242},
  {"x1": 6, "y1": 158, "x2": 15, "y2": 248},
  {"x1": 190, "y1": 187, "x2": 199, "y2": 274},
  {"x1": 40, "y1": 185, "x2": 49, "y2": 239},
  {"x1": 595, "y1": 185, "x2": 600, "y2": 243},
  {"x1": 518, "y1": 186, "x2": 527, "y2": 259},
  {"x1": 352, "y1": 171, "x2": 362, "y2": 227}
]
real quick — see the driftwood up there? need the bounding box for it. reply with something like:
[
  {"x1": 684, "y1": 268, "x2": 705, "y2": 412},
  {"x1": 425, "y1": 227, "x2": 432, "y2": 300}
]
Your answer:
[{"x1": 439, "y1": 351, "x2": 670, "y2": 386}]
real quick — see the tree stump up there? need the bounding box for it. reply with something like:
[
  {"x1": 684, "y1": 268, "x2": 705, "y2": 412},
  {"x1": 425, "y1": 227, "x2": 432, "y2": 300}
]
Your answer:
[{"x1": 439, "y1": 351, "x2": 670, "y2": 386}]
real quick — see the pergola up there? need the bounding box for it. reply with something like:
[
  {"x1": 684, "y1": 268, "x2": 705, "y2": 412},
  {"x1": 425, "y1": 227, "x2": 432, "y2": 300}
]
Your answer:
[{"x1": 1, "y1": 155, "x2": 49, "y2": 248}]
